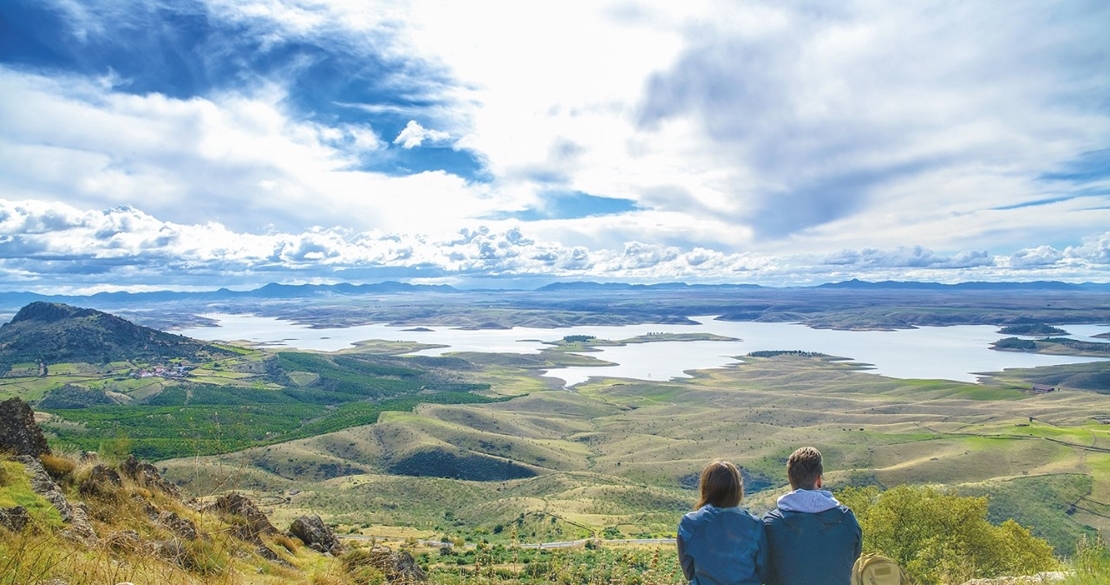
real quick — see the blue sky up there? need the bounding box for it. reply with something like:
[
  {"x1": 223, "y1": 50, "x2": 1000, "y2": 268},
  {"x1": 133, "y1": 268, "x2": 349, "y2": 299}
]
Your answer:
[{"x1": 1, "y1": 0, "x2": 1108, "y2": 293}]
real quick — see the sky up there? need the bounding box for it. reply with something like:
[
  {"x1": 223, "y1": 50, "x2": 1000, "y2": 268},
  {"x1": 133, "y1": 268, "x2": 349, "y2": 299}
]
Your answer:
[{"x1": 1, "y1": 0, "x2": 1108, "y2": 293}]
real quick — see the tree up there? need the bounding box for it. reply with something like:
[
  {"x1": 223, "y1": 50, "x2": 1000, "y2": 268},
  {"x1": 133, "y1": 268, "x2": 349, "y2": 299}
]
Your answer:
[{"x1": 838, "y1": 485, "x2": 1056, "y2": 584}]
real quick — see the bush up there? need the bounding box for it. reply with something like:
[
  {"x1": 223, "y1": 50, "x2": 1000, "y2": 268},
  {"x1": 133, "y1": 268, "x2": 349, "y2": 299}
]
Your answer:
[{"x1": 839, "y1": 485, "x2": 1057, "y2": 585}]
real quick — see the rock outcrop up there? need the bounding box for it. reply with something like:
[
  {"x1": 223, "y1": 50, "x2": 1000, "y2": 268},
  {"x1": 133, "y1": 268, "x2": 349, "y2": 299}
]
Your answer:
[
  {"x1": 341, "y1": 545, "x2": 427, "y2": 583},
  {"x1": 202, "y1": 492, "x2": 276, "y2": 539},
  {"x1": 0, "y1": 505, "x2": 30, "y2": 532},
  {"x1": 0, "y1": 398, "x2": 51, "y2": 457},
  {"x1": 19, "y1": 455, "x2": 96, "y2": 542},
  {"x1": 79, "y1": 464, "x2": 123, "y2": 497},
  {"x1": 120, "y1": 455, "x2": 179, "y2": 497},
  {"x1": 289, "y1": 514, "x2": 345, "y2": 555},
  {"x1": 200, "y1": 492, "x2": 284, "y2": 562}
]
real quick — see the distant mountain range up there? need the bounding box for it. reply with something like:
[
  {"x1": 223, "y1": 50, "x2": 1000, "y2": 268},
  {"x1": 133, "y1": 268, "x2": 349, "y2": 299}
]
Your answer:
[
  {"x1": 0, "y1": 302, "x2": 229, "y2": 372},
  {"x1": 2, "y1": 279, "x2": 1108, "y2": 312}
]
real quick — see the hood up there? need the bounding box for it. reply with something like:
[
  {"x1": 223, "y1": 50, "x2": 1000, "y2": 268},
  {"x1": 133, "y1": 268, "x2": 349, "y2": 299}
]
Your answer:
[{"x1": 776, "y1": 489, "x2": 841, "y2": 513}]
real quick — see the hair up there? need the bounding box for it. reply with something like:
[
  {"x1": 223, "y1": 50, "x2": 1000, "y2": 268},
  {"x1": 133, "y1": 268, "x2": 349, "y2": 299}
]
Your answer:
[
  {"x1": 787, "y1": 446, "x2": 823, "y2": 490},
  {"x1": 696, "y1": 460, "x2": 743, "y2": 509}
]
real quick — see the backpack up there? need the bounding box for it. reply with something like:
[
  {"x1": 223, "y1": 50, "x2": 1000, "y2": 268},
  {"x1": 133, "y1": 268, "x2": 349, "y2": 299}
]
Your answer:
[{"x1": 851, "y1": 552, "x2": 909, "y2": 585}]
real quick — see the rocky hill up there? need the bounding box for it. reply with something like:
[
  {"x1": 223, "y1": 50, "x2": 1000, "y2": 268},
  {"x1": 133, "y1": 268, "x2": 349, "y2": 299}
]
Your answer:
[
  {"x1": 0, "y1": 397, "x2": 427, "y2": 585},
  {"x1": 0, "y1": 302, "x2": 231, "y2": 373}
]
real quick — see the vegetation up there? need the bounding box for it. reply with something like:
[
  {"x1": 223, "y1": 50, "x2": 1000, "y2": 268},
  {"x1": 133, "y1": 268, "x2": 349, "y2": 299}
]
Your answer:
[
  {"x1": 748, "y1": 350, "x2": 828, "y2": 358},
  {"x1": 999, "y1": 323, "x2": 1068, "y2": 336},
  {"x1": 46, "y1": 384, "x2": 501, "y2": 461},
  {"x1": 5, "y1": 299, "x2": 1110, "y2": 582},
  {"x1": 0, "y1": 454, "x2": 424, "y2": 585},
  {"x1": 994, "y1": 337, "x2": 1038, "y2": 351},
  {"x1": 0, "y1": 302, "x2": 231, "y2": 374},
  {"x1": 840, "y1": 485, "x2": 1057, "y2": 584}
]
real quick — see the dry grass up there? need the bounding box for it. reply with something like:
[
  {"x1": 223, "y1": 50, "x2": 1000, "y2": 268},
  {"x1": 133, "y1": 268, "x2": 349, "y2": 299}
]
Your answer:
[
  {"x1": 0, "y1": 454, "x2": 365, "y2": 585},
  {"x1": 38, "y1": 453, "x2": 76, "y2": 482}
]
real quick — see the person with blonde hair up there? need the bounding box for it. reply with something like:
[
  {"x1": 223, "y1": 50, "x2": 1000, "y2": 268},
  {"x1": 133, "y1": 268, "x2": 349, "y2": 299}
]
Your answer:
[{"x1": 676, "y1": 460, "x2": 766, "y2": 584}]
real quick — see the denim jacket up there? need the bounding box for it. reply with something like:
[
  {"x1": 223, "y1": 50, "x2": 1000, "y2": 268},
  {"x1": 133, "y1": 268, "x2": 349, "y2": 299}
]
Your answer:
[{"x1": 677, "y1": 505, "x2": 767, "y2": 585}]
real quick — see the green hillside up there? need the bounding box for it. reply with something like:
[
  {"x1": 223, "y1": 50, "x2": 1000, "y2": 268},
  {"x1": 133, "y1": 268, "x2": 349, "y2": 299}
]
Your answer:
[{"x1": 0, "y1": 302, "x2": 231, "y2": 374}]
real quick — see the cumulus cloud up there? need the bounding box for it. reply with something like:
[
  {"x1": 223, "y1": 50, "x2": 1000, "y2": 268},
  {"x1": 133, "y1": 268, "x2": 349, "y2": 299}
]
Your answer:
[
  {"x1": 2, "y1": 0, "x2": 1110, "y2": 290},
  {"x1": 393, "y1": 120, "x2": 452, "y2": 149},
  {"x1": 3, "y1": 200, "x2": 1107, "y2": 292},
  {"x1": 1009, "y1": 246, "x2": 1066, "y2": 268}
]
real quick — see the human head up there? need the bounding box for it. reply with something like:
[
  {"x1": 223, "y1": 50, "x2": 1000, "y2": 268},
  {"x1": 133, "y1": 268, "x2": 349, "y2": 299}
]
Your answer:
[
  {"x1": 787, "y1": 446, "x2": 823, "y2": 490},
  {"x1": 696, "y1": 460, "x2": 743, "y2": 509}
]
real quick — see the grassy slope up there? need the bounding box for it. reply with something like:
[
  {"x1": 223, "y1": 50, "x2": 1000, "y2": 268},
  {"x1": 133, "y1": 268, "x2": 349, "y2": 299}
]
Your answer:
[{"x1": 161, "y1": 353, "x2": 1110, "y2": 553}]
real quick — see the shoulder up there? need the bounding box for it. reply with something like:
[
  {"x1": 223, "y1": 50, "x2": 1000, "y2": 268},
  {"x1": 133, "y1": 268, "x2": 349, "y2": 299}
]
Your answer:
[{"x1": 762, "y1": 507, "x2": 785, "y2": 523}]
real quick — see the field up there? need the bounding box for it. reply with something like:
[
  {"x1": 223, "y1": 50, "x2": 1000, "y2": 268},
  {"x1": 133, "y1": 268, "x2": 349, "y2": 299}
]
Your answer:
[{"x1": 156, "y1": 349, "x2": 1110, "y2": 555}]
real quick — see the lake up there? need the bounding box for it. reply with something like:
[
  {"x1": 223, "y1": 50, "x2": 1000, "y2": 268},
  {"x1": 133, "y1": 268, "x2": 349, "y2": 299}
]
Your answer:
[{"x1": 173, "y1": 315, "x2": 1110, "y2": 386}]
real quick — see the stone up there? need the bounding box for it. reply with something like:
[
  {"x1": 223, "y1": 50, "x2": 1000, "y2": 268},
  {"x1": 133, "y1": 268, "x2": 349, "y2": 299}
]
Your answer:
[
  {"x1": 157, "y1": 510, "x2": 200, "y2": 541},
  {"x1": 202, "y1": 492, "x2": 276, "y2": 540},
  {"x1": 0, "y1": 505, "x2": 30, "y2": 532},
  {"x1": 104, "y1": 530, "x2": 145, "y2": 554},
  {"x1": 342, "y1": 545, "x2": 427, "y2": 583},
  {"x1": 0, "y1": 398, "x2": 51, "y2": 457},
  {"x1": 79, "y1": 464, "x2": 123, "y2": 497},
  {"x1": 289, "y1": 514, "x2": 345, "y2": 555},
  {"x1": 18, "y1": 455, "x2": 96, "y2": 542},
  {"x1": 120, "y1": 455, "x2": 179, "y2": 496}
]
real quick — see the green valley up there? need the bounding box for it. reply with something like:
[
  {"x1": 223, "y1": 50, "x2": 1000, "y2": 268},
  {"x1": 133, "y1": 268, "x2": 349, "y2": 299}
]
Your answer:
[{"x1": 3, "y1": 290, "x2": 1110, "y2": 584}]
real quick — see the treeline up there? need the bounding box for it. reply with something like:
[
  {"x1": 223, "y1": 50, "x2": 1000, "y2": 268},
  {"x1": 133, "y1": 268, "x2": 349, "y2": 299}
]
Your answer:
[
  {"x1": 748, "y1": 350, "x2": 828, "y2": 358},
  {"x1": 999, "y1": 323, "x2": 1068, "y2": 336}
]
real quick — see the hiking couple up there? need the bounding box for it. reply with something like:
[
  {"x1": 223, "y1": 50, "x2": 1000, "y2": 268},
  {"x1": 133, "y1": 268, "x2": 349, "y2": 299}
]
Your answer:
[{"x1": 677, "y1": 446, "x2": 862, "y2": 585}]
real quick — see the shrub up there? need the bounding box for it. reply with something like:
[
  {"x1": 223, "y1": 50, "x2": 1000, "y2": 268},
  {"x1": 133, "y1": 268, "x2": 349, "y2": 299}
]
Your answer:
[
  {"x1": 839, "y1": 485, "x2": 1057, "y2": 585},
  {"x1": 38, "y1": 454, "x2": 76, "y2": 482},
  {"x1": 1067, "y1": 534, "x2": 1110, "y2": 584}
]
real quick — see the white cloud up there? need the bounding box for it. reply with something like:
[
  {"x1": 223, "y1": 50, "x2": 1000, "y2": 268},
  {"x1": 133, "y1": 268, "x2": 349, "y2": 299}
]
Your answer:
[
  {"x1": 3, "y1": 200, "x2": 1109, "y2": 292},
  {"x1": 0, "y1": 67, "x2": 506, "y2": 237},
  {"x1": 3, "y1": 0, "x2": 1110, "y2": 289},
  {"x1": 393, "y1": 120, "x2": 451, "y2": 149}
]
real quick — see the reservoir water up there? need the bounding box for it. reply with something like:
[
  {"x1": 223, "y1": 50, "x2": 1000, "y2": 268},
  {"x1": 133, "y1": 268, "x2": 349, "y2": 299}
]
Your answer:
[{"x1": 173, "y1": 316, "x2": 1109, "y2": 386}]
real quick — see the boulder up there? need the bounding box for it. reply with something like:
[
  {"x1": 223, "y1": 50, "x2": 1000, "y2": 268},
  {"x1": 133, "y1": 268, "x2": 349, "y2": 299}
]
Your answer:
[
  {"x1": 202, "y1": 492, "x2": 276, "y2": 539},
  {"x1": 79, "y1": 464, "x2": 123, "y2": 497},
  {"x1": 342, "y1": 545, "x2": 427, "y2": 583},
  {"x1": 289, "y1": 514, "x2": 345, "y2": 555},
  {"x1": 104, "y1": 530, "x2": 145, "y2": 554},
  {"x1": 121, "y1": 455, "x2": 180, "y2": 496},
  {"x1": 157, "y1": 510, "x2": 200, "y2": 541},
  {"x1": 0, "y1": 398, "x2": 51, "y2": 457}
]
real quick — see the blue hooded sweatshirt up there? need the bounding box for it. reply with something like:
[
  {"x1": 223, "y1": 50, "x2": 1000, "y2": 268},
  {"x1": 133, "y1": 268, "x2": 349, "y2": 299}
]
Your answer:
[
  {"x1": 677, "y1": 505, "x2": 766, "y2": 585},
  {"x1": 762, "y1": 489, "x2": 862, "y2": 585}
]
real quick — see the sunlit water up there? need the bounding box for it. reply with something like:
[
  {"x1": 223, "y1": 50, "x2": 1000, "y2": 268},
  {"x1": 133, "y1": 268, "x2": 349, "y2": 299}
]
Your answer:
[{"x1": 173, "y1": 315, "x2": 1109, "y2": 386}]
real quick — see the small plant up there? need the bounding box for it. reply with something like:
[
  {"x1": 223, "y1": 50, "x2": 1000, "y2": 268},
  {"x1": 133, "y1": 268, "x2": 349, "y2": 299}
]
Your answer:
[{"x1": 1067, "y1": 534, "x2": 1110, "y2": 584}]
